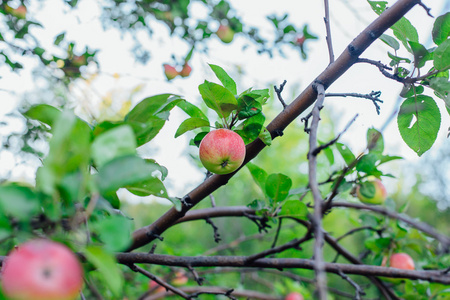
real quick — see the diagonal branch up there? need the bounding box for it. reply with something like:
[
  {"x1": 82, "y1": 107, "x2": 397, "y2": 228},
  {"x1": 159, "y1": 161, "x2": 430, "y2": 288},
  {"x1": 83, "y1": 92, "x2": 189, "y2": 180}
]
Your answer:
[{"x1": 128, "y1": 0, "x2": 423, "y2": 252}]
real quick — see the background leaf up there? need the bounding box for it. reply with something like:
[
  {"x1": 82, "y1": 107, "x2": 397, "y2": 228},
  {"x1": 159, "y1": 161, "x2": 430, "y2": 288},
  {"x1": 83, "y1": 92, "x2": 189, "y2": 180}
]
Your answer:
[
  {"x1": 91, "y1": 125, "x2": 137, "y2": 167},
  {"x1": 265, "y1": 173, "x2": 292, "y2": 202}
]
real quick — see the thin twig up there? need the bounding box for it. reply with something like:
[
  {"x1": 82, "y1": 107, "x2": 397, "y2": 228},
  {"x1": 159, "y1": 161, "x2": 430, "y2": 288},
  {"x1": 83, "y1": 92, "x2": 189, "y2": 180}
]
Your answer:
[
  {"x1": 312, "y1": 114, "x2": 358, "y2": 156},
  {"x1": 274, "y1": 80, "x2": 288, "y2": 109},
  {"x1": 127, "y1": 264, "x2": 190, "y2": 299},
  {"x1": 326, "y1": 91, "x2": 383, "y2": 114},
  {"x1": 324, "y1": 0, "x2": 335, "y2": 63},
  {"x1": 337, "y1": 270, "x2": 366, "y2": 300}
]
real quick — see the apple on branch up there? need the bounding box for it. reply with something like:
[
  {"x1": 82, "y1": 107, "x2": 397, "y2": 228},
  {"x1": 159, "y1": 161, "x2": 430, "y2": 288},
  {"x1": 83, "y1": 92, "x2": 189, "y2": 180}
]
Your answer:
[
  {"x1": 163, "y1": 64, "x2": 179, "y2": 80},
  {"x1": 1, "y1": 239, "x2": 84, "y2": 300},
  {"x1": 216, "y1": 24, "x2": 235, "y2": 43},
  {"x1": 285, "y1": 292, "x2": 304, "y2": 300},
  {"x1": 199, "y1": 129, "x2": 246, "y2": 175},
  {"x1": 389, "y1": 253, "x2": 415, "y2": 270},
  {"x1": 179, "y1": 63, "x2": 192, "y2": 78},
  {"x1": 356, "y1": 178, "x2": 387, "y2": 205}
]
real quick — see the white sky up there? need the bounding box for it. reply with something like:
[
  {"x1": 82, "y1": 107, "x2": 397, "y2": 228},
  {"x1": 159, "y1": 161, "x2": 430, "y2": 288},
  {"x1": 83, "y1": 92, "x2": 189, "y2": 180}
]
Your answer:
[{"x1": 0, "y1": 0, "x2": 448, "y2": 202}]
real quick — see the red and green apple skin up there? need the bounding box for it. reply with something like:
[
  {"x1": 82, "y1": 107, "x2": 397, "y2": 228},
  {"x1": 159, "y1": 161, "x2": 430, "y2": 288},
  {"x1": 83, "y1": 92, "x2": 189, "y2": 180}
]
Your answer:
[
  {"x1": 285, "y1": 292, "x2": 304, "y2": 300},
  {"x1": 179, "y1": 63, "x2": 192, "y2": 77},
  {"x1": 216, "y1": 25, "x2": 235, "y2": 43},
  {"x1": 389, "y1": 253, "x2": 415, "y2": 270},
  {"x1": 199, "y1": 129, "x2": 246, "y2": 175},
  {"x1": 356, "y1": 178, "x2": 387, "y2": 205},
  {"x1": 163, "y1": 64, "x2": 178, "y2": 80},
  {"x1": 1, "y1": 239, "x2": 84, "y2": 300}
]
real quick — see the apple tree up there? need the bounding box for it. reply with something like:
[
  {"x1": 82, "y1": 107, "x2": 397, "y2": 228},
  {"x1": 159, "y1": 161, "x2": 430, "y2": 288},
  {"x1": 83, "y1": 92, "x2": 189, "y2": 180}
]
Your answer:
[{"x1": 0, "y1": 0, "x2": 450, "y2": 299}]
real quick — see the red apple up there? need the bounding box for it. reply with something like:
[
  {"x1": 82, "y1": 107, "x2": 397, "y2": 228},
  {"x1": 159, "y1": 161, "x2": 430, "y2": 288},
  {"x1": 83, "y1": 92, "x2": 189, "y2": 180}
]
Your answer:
[
  {"x1": 356, "y1": 178, "x2": 387, "y2": 205},
  {"x1": 199, "y1": 129, "x2": 246, "y2": 175},
  {"x1": 295, "y1": 35, "x2": 306, "y2": 46},
  {"x1": 163, "y1": 64, "x2": 178, "y2": 80},
  {"x1": 72, "y1": 55, "x2": 87, "y2": 67},
  {"x1": 171, "y1": 271, "x2": 188, "y2": 286},
  {"x1": 216, "y1": 25, "x2": 234, "y2": 43},
  {"x1": 1, "y1": 239, "x2": 84, "y2": 300},
  {"x1": 5, "y1": 5, "x2": 27, "y2": 19},
  {"x1": 179, "y1": 63, "x2": 192, "y2": 77},
  {"x1": 285, "y1": 292, "x2": 304, "y2": 300},
  {"x1": 148, "y1": 280, "x2": 165, "y2": 294},
  {"x1": 389, "y1": 253, "x2": 415, "y2": 270}
]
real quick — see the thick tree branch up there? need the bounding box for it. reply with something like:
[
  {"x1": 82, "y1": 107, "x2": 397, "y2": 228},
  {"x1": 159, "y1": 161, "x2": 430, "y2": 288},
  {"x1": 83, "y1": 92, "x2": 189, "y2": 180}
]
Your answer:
[{"x1": 128, "y1": 0, "x2": 422, "y2": 252}]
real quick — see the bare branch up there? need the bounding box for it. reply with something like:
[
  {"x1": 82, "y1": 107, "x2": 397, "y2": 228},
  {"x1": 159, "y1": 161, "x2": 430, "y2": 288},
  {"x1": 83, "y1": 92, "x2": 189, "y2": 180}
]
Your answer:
[
  {"x1": 274, "y1": 80, "x2": 288, "y2": 109},
  {"x1": 331, "y1": 202, "x2": 450, "y2": 251},
  {"x1": 325, "y1": 91, "x2": 383, "y2": 114},
  {"x1": 323, "y1": 0, "x2": 335, "y2": 63},
  {"x1": 114, "y1": 253, "x2": 450, "y2": 285},
  {"x1": 308, "y1": 82, "x2": 327, "y2": 299},
  {"x1": 337, "y1": 270, "x2": 366, "y2": 300}
]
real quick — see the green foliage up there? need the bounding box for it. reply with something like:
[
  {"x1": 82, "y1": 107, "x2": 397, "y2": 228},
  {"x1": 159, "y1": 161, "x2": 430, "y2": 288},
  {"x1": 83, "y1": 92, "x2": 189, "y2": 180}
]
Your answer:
[{"x1": 397, "y1": 95, "x2": 441, "y2": 156}]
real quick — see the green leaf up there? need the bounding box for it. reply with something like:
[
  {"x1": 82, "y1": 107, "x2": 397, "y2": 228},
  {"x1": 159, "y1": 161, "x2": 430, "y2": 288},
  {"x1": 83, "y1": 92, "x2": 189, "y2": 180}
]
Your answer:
[
  {"x1": 127, "y1": 116, "x2": 166, "y2": 146},
  {"x1": 208, "y1": 64, "x2": 237, "y2": 95},
  {"x1": 378, "y1": 155, "x2": 403, "y2": 165},
  {"x1": 54, "y1": 32, "x2": 65, "y2": 45},
  {"x1": 198, "y1": 80, "x2": 238, "y2": 119},
  {"x1": 92, "y1": 215, "x2": 132, "y2": 252},
  {"x1": 125, "y1": 94, "x2": 182, "y2": 123},
  {"x1": 392, "y1": 17, "x2": 419, "y2": 52},
  {"x1": 432, "y1": 12, "x2": 450, "y2": 45},
  {"x1": 356, "y1": 153, "x2": 378, "y2": 174},
  {"x1": 434, "y1": 39, "x2": 450, "y2": 71},
  {"x1": 175, "y1": 117, "x2": 210, "y2": 138},
  {"x1": 335, "y1": 143, "x2": 356, "y2": 166},
  {"x1": 246, "y1": 163, "x2": 268, "y2": 192},
  {"x1": 190, "y1": 131, "x2": 209, "y2": 147},
  {"x1": 241, "y1": 113, "x2": 265, "y2": 143},
  {"x1": 84, "y1": 246, "x2": 124, "y2": 297},
  {"x1": 408, "y1": 41, "x2": 431, "y2": 68},
  {"x1": 36, "y1": 110, "x2": 92, "y2": 195},
  {"x1": 0, "y1": 185, "x2": 40, "y2": 221},
  {"x1": 367, "y1": 128, "x2": 384, "y2": 153},
  {"x1": 176, "y1": 100, "x2": 208, "y2": 121},
  {"x1": 265, "y1": 173, "x2": 292, "y2": 202},
  {"x1": 429, "y1": 77, "x2": 450, "y2": 106},
  {"x1": 279, "y1": 200, "x2": 308, "y2": 219},
  {"x1": 23, "y1": 104, "x2": 61, "y2": 127},
  {"x1": 126, "y1": 177, "x2": 168, "y2": 197},
  {"x1": 397, "y1": 95, "x2": 441, "y2": 156},
  {"x1": 96, "y1": 155, "x2": 161, "y2": 194},
  {"x1": 258, "y1": 127, "x2": 272, "y2": 146},
  {"x1": 367, "y1": 1, "x2": 387, "y2": 15},
  {"x1": 91, "y1": 125, "x2": 137, "y2": 167},
  {"x1": 379, "y1": 34, "x2": 400, "y2": 50},
  {"x1": 237, "y1": 101, "x2": 262, "y2": 120}
]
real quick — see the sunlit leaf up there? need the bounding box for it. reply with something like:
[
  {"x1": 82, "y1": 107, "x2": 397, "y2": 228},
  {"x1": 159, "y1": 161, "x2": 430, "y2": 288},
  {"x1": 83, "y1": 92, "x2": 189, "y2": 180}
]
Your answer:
[
  {"x1": 91, "y1": 125, "x2": 137, "y2": 167},
  {"x1": 397, "y1": 95, "x2": 441, "y2": 156},
  {"x1": 265, "y1": 173, "x2": 292, "y2": 202},
  {"x1": 198, "y1": 80, "x2": 238, "y2": 119},
  {"x1": 432, "y1": 12, "x2": 450, "y2": 45},
  {"x1": 209, "y1": 64, "x2": 237, "y2": 95},
  {"x1": 175, "y1": 117, "x2": 210, "y2": 138}
]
